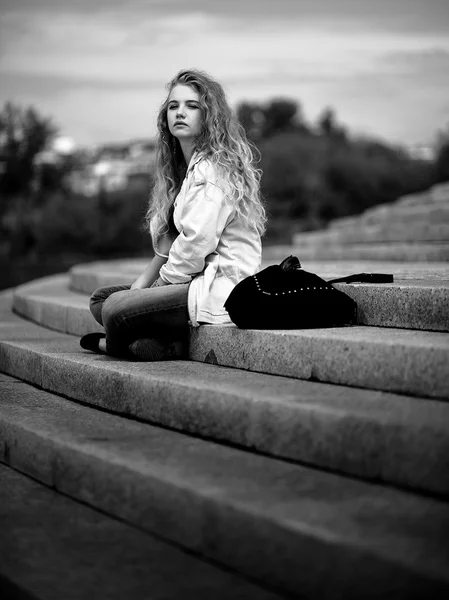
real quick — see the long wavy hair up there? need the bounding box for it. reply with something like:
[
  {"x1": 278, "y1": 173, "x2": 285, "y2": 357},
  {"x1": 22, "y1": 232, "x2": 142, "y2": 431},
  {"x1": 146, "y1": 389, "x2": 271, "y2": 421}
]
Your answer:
[{"x1": 145, "y1": 69, "x2": 266, "y2": 242}]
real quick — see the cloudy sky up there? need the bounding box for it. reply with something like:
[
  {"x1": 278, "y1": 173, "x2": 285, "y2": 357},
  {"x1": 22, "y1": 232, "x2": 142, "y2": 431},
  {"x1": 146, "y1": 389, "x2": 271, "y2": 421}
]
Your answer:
[{"x1": 1, "y1": 0, "x2": 448, "y2": 148}]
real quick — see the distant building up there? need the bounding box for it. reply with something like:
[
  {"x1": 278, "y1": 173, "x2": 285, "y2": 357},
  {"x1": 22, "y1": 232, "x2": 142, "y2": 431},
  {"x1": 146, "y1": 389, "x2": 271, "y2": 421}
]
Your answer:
[
  {"x1": 64, "y1": 138, "x2": 157, "y2": 197},
  {"x1": 407, "y1": 144, "x2": 435, "y2": 161}
]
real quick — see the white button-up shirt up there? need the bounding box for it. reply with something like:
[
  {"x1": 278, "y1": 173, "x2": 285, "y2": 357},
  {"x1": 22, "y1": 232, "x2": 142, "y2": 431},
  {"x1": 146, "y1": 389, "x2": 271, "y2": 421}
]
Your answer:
[{"x1": 154, "y1": 152, "x2": 262, "y2": 326}]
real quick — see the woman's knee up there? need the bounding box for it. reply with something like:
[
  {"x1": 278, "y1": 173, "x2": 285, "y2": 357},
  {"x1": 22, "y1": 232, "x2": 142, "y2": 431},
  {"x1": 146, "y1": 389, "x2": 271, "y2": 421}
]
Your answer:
[
  {"x1": 101, "y1": 290, "x2": 132, "y2": 334},
  {"x1": 89, "y1": 288, "x2": 107, "y2": 325},
  {"x1": 89, "y1": 284, "x2": 129, "y2": 326}
]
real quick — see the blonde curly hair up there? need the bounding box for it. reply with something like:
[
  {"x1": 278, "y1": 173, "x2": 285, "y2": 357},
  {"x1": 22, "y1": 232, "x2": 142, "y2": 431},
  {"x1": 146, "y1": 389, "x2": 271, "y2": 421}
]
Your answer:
[{"x1": 145, "y1": 68, "x2": 266, "y2": 243}]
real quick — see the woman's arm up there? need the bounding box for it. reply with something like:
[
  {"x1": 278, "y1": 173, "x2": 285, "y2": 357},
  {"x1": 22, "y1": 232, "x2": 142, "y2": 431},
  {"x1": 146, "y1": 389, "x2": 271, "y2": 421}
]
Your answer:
[
  {"x1": 158, "y1": 166, "x2": 233, "y2": 285},
  {"x1": 131, "y1": 227, "x2": 179, "y2": 290},
  {"x1": 130, "y1": 254, "x2": 168, "y2": 289}
]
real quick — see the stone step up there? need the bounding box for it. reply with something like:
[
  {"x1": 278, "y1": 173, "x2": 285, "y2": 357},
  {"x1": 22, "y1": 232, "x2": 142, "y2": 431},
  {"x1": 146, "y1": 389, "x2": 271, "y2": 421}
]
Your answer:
[
  {"x1": 269, "y1": 242, "x2": 449, "y2": 263},
  {"x1": 330, "y1": 202, "x2": 449, "y2": 229},
  {"x1": 293, "y1": 222, "x2": 449, "y2": 244},
  {"x1": 0, "y1": 458, "x2": 281, "y2": 600},
  {"x1": 190, "y1": 324, "x2": 449, "y2": 399},
  {"x1": 362, "y1": 202, "x2": 449, "y2": 226},
  {"x1": 396, "y1": 183, "x2": 449, "y2": 206},
  {"x1": 14, "y1": 275, "x2": 105, "y2": 336},
  {"x1": 11, "y1": 276, "x2": 449, "y2": 398},
  {"x1": 1, "y1": 374, "x2": 449, "y2": 599},
  {"x1": 316, "y1": 189, "x2": 449, "y2": 229},
  {"x1": 1, "y1": 300, "x2": 449, "y2": 496},
  {"x1": 70, "y1": 258, "x2": 449, "y2": 295},
  {"x1": 395, "y1": 192, "x2": 433, "y2": 207},
  {"x1": 285, "y1": 242, "x2": 449, "y2": 262},
  {"x1": 430, "y1": 181, "x2": 449, "y2": 203},
  {"x1": 70, "y1": 258, "x2": 149, "y2": 295},
  {"x1": 263, "y1": 242, "x2": 449, "y2": 263},
  {"x1": 18, "y1": 269, "x2": 449, "y2": 336}
]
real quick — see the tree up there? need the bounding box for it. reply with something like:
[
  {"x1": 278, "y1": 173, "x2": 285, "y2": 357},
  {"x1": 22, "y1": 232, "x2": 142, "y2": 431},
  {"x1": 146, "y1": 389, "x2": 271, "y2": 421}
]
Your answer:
[
  {"x1": 435, "y1": 142, "x2": 449, "y2": 183},
  {"x1": 237, "y1": 98, "x2": 305, "y2": 141},
  {"x1": 262, "y1": 99, "x2": 300, "y2": 138},
  {"x1": 317, "y1": 107, "x2": 347, "y2": 141},
  {"x1": 236, "y1": 102, "x2": 265, "y2": 141},
  {"x1": 0, "y1": 103, "x2": 58, "y2": 256},
  {"x1": 0, "y1": 102, "x2": 57, "y2": 197}
]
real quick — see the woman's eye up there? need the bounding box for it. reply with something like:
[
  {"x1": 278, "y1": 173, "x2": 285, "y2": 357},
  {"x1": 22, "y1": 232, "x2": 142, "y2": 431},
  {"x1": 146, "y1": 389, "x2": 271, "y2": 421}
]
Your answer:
[{"x1": 168, "y1": 103, "x2": 199, "y2": 110}]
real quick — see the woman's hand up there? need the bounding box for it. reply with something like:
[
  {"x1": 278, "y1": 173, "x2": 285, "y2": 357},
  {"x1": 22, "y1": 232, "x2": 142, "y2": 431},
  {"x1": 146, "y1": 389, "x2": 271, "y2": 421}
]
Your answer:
[
  {"x1": 130, "y1": 279, "x2": 145, "y2": 290},
  {"x1": 130, "y1": 255, "x2": 169, "y2": 290}
]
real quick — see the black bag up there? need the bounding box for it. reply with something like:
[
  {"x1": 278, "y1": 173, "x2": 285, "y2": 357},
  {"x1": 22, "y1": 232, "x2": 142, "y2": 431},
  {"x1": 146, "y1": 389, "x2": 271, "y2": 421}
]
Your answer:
[{"x1": 224, "y1": 256, "x2": 393, "y2": 330}]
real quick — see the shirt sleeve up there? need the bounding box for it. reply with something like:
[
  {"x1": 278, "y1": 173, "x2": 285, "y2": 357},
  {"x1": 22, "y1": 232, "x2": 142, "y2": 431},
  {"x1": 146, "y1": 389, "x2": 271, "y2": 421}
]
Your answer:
[
  {"x1": 150, "y1": 219, "x2": 170, "y2": 259},
  {"x1": 159, "y1": 162, "x2": 234, "y2": 284},
  {"x1": 150, "y1": 211, "x2": 179, "y2": 259}
]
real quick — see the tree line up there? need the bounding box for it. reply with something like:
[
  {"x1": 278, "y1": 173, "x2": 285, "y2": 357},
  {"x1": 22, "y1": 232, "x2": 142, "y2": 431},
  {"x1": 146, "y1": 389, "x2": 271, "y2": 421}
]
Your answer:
[
  {"x1": 1, "y1": 100, "x2": 448, "y2": 260},
  {"x1": 238, "y1": 99, "x2": 448, "y2": 240}
]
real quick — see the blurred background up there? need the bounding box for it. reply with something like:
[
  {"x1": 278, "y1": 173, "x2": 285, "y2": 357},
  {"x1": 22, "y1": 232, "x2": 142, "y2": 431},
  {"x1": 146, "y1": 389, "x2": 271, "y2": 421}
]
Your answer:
[{"x1": 1, "y1": 0, "x2": 448, "y2": 289}]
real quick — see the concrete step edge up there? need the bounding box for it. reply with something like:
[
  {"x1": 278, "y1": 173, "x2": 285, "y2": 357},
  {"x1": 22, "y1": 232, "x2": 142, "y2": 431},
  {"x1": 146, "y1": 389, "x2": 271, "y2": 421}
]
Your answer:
[
  {"x1": 69, "y1": 258, "x2": 149, "y2": 295},
  {"x1": 189, "y1": 324, "x2": 449, "y2": 399},
  {"x1": 15, "y1": 272, "x2": 449, "y2": 333},
  {"x1": 1, "y1": 377, "x2": 449, "y2": 598},
  {"x1": 293, "y1": 223, "x2": 449, "y2": 244},
  {"x1": 1, "y1": 306, "x2": 449, "y2": 496},
  {"x1": 395, "y1": 183, "x2": 449, "y2": 206},
  {"x1": 288, "y1": 244, "x2": 449, "y2": 261},
  {"x1": 0, "y1": 460, "x2": 281, "y2": 600},
  {"x1": 70, "y1": 258, "x2": 449, "y2": 292},
  {"x1": 11, "y1": 277, "x2": 449, "y2": 398},
  {"x1": 329, "y1": 203, "x2": 449, "y2": 229},
  {"x1": 262, "y1": 243, "x2": 449, "y2": 263},
  {"x1": 431, "y1": 182, "x2": 449, "y2": 202},
  {"x1": 361, "y1": 202, "x2": 449, "y2": 220}
]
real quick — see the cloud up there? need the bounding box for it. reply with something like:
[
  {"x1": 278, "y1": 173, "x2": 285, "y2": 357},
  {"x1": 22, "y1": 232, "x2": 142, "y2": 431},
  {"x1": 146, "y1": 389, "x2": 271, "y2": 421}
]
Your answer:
[
  {"x1": 376, "y1": 48, "x2": 449, "y2": 76},
  {"x1": 3, "y1": 3, "x2": 448, "y2": 85},
  {"x1": 1, "y1": 0, "x2": 448, "y2": 145}
]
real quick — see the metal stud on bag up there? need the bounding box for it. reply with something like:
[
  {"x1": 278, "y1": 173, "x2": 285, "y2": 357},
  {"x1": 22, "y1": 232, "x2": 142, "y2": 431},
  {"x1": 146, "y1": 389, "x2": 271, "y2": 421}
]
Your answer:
[{"x1": 253, "y1": 274, "x2": 333, "y2": 297}]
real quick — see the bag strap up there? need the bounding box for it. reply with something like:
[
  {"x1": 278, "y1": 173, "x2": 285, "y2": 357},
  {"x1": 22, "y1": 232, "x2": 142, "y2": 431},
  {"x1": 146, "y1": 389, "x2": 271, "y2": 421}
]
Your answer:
[{"x1": 328, "y1": 273, "x2": 394, "y2": 284}]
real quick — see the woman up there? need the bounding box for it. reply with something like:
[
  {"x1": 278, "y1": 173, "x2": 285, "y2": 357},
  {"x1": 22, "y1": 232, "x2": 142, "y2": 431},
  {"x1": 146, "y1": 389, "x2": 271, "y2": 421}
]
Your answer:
[{"x1": 80, "y1": 68, "x2": 266, "y2": 361}]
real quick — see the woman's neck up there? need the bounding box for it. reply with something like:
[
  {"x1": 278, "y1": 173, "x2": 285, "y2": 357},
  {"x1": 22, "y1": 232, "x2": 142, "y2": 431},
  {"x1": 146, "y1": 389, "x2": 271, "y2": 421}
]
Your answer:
[{"x1": 179, "y1": 139, "x2": 195, "y2": 166}]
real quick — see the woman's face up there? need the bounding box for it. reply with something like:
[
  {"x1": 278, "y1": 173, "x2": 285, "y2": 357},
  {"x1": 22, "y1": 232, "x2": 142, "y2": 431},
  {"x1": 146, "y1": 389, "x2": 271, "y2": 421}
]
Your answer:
[{"x1": 167, "y1": 84, "x2": 203, "y2": 142}]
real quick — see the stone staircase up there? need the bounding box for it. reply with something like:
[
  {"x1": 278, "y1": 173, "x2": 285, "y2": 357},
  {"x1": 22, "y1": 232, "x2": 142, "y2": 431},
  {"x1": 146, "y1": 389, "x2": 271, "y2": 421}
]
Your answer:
[
  {"x1": 269, "y1": 181, "x2": 449, "y2": 262},
  {"x1": 1, "y1": 250, "x2": 449, "y2": 598}
]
